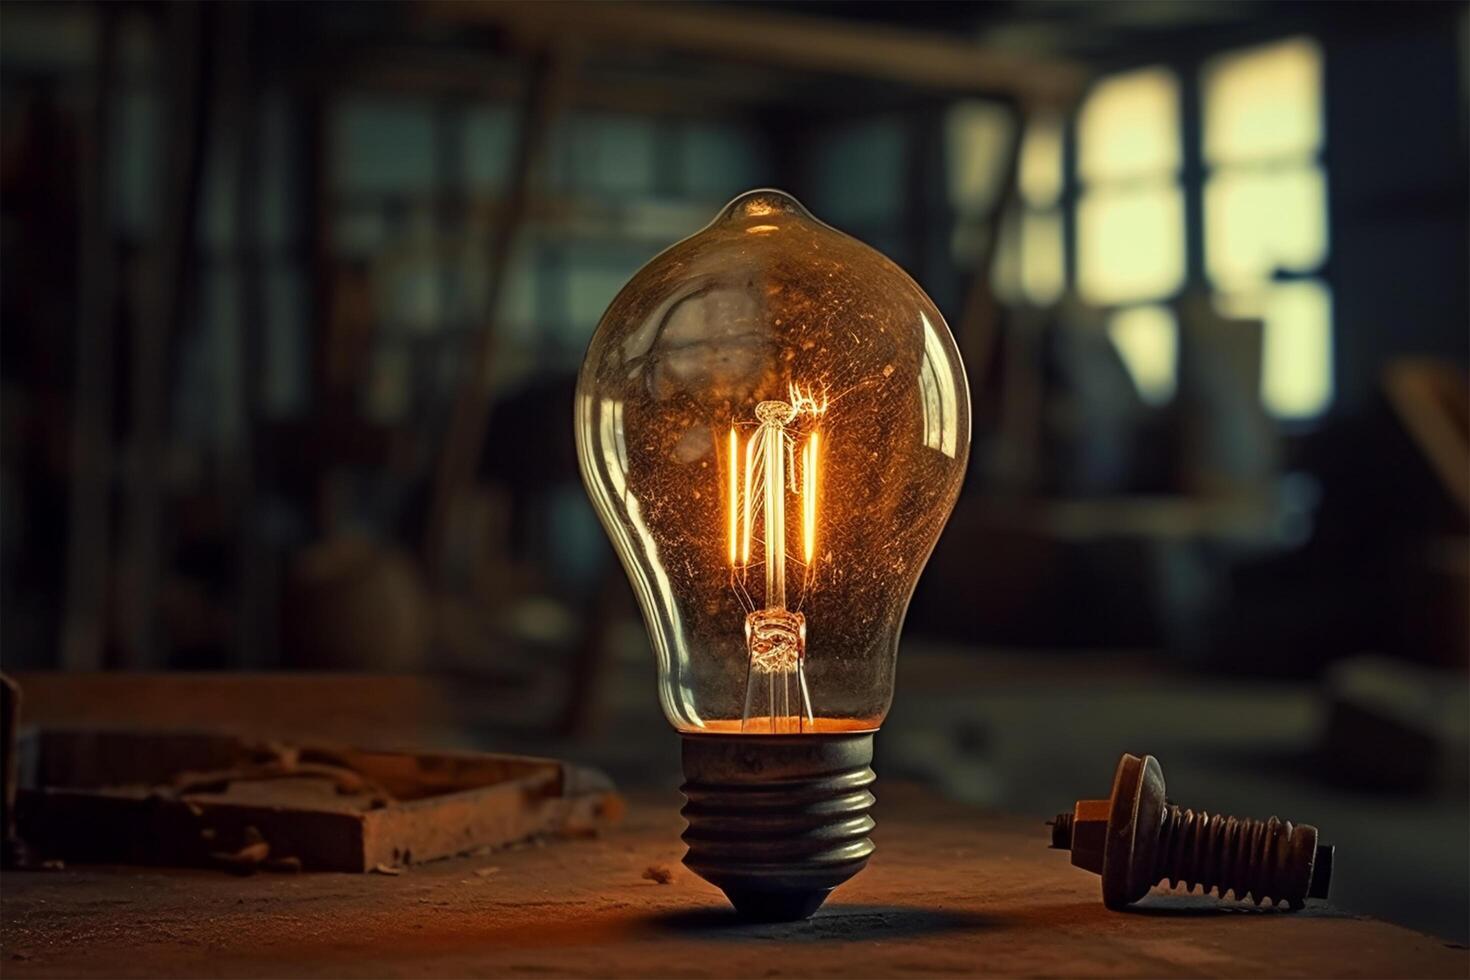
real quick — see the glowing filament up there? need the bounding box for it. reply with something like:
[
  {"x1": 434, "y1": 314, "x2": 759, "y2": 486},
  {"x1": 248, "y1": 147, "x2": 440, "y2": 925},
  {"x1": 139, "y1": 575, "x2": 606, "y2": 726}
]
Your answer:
[
  {"x1": 803, "y1": 431, "x2": 819, "y2": 565},
  {"x1": 762, "y1": 415, "x2": 786, "y2": 609},
  {"x1": 724, "y1": 391, "x2": 825, "y2": 734},
  {"x1": 741, "y1": 428, "x2": 758, "y2": 564},
  {"x1": 727, "y1": 393, "x2": 826, "y2": 580},
  {"x1": 727, "y1": 427, "x2": 739, "y2": 566}
]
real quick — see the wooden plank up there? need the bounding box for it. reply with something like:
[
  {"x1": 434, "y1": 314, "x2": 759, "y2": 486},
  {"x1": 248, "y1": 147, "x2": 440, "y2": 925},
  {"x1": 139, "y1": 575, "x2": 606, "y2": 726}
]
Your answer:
[
  {"x1": 424, "y1": 1, "x2": 1088, "y2": 106},
  {"x1": 1, "y1": 790, "x2": 1463, "y2": 978}
]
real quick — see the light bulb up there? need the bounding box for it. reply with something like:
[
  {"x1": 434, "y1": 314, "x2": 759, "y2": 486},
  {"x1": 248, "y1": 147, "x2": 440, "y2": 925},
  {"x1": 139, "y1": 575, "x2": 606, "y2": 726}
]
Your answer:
[{"x1": 575, "y1": 189, "x2": 970, "y2": 920}]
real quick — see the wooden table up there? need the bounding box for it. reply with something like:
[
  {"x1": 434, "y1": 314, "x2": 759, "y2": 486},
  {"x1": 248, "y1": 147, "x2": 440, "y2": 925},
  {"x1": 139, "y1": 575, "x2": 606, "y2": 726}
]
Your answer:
[{"x1": 3, "y1": 788, "x2": 1463, "y2": 979}]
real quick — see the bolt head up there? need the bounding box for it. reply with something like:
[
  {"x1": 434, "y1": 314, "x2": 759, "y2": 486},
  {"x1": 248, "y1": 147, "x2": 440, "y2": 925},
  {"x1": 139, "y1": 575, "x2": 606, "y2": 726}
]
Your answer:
[
  {"x1": 1101, "y1": 753, "x2": 1167, "y2": 910},
  {"x1": 1067, "y1": 799, "x2": 1109, "y2": 874}
]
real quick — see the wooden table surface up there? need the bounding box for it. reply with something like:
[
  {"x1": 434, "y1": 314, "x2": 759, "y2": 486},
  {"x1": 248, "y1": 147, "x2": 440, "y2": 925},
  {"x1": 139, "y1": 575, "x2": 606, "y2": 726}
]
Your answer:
[{"x1": 3, "y1": 788, "x2": 1464, "y2": 979}]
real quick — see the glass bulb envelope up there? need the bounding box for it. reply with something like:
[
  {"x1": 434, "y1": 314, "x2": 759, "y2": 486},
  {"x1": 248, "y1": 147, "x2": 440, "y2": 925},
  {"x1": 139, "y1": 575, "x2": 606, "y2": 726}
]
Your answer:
[{"x1": 575, "y1": 189, "x2": 970, "y2": 737}]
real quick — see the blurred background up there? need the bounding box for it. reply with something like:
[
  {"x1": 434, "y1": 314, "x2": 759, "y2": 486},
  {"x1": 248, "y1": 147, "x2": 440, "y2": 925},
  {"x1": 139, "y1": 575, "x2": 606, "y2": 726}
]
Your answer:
[{"x1": 1, "y1": 0, "x2": 1466, "y2": 943}]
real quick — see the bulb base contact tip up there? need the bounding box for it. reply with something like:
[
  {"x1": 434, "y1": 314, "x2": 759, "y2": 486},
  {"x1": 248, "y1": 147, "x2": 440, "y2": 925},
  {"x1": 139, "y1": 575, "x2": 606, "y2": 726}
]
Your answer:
[{"x1": 679, "y1": 732, "x2": 876, "y2": 922}]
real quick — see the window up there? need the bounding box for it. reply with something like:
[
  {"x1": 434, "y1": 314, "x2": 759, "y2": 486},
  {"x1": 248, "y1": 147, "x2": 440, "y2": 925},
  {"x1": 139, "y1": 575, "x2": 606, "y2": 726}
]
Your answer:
[
  {"x1": 1108, "y1": 305, "x2": 1178, "y2": 405},
  {"x1": 1075, "y1": 68, "x2": 1184, "y2": 403},
  {"x1": 1204, "y1": 37, "x2": 1331, "y2": 419},
  {"x1": 327, "y1": 101, "x2": 770, "y2": 389},
  {"x1": 1015, "y1": 114, "x2": 1066, "y2": 306},
  {"x1": 1061, "y1": 42, "x2": 1330, "y2": 419},
  {"x1": 949, "y1": 104, "x2": 1064, "y2": 308}
]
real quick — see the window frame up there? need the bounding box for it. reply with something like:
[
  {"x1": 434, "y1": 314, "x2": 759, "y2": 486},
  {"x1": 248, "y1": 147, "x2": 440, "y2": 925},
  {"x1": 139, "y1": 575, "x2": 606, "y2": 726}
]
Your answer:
[{"x1": 1055, "y1": 35, "x2": 1333, "y2": 427}]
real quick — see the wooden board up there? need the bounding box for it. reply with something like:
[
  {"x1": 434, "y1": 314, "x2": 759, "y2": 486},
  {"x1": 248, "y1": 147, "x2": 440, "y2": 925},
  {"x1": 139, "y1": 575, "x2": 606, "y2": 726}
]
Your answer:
[
  {"x1": 14, "y1": 729, "x2": 621, "y2": 873},
  {"x1": 2, "y1": 788, "x2": 1464, "y2": 979}
]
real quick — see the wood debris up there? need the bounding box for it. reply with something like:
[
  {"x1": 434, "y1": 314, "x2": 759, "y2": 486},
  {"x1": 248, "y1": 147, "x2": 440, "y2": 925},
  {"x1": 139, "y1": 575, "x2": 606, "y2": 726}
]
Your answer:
[
  {"x1": 15, "y1": 729, "x2": 621, "y2": 873},
  {"x1": 642, "y1": 865, "x2": 673, "y2": 885}
]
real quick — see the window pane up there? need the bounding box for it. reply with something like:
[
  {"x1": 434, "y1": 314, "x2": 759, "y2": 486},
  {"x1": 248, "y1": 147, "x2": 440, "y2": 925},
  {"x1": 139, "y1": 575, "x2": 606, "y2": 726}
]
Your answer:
[
  {"x1": 1019, "y1": 113, "x2": 1064, "y2": 207},
  {"x1": 378, "y1": 255, "x2": 441, "y2": 334},
  {"x1": 1107, "y1": 305, "x2": 1177, "y2": 405},
  {"x1": 560, "y1": 244, "x2": 661, "y2": 347},
  {"x1": 332, "y1": 209, "x2": 386, "y2": 257},
  {"x1": 465, "y1": 105, "x2": 515, "y2": 191},
  {"x1": 1204, "y1": 37, "x2": 1322, "y2": 165},
  {"x1": 565, "y1": 262, "x2": 638, "y2": 336},
  {"x1": 1205, "y1": 164, "x2": 1328, "y2": 289},
  {"x1": 200, "y1": 127, "x2": 237, "y2": 251},
  {"x1": 260, "y1": 93, "x2": 298, "y2": 249},
  {"x1": 585, "y1": 114, "x2": 658, "y2": 196},
  {"x1": 950, "y1": 219, "x2": 989, "y2": 268},
  {"x1": 364, "y1": 347, "x2": 412, "y2": 423},
  {"x1": 112, "y1": 88, "x2": 160, "y2": 239},
  {"x1": 1260, "y1": 280, "x2": 1333, "y2": 418},
  {"x1": 808, "y1": 116, "x2": 909, "y2": 226},
  {"x1": 944, "y1": 100, "x2": 1012, "y2": 214},
  {"x1": 1078, "y1": 68, "x2": 1180, "y2": 182},
  {"x1": 333, "y1": 98, "x2": 436, "y2": 196},
  {"x1": 551, "y1": 112, "x2": 659, "y2": 197},
  {"x1": 1021, "y1": 208, "x2": 1064, "y2": 305},
  {"x1": 264, "y1": 264, "x2": 307, "y2": 417},
  {"x1": 496, "y1": 239, "x2": 539, "y2": 346},
  {"x1": 190, "y1": 265, "x2": 242, "y2": 446},
  {"x1": 987, "y1": 209, "x2": 1021, "y2": 304},
  {"x1": 682, "y1": 122, "x2": 766, "y2": 200},
  {"x1": 1077, "y1": 185, "x2": 1185, "y2": 305}
]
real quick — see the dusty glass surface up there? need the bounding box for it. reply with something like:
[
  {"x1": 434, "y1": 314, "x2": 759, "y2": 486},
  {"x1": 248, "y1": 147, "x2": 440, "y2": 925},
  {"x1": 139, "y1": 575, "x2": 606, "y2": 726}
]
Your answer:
[{"x1": 576, "y1": 189, "x2": 969, "y2": 733}]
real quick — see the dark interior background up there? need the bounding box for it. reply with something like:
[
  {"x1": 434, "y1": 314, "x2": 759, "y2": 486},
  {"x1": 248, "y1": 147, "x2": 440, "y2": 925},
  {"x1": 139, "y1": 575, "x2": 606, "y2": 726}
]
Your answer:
[{"x1": 2, "y1": 0, "x2": 1466, "y2": 944}]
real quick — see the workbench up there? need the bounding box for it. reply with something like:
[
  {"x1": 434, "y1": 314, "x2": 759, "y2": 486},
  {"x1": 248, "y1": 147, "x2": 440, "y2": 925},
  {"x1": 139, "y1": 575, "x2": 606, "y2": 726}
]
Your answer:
[{"x1": 3, "y1": 789, "x2": 1463, "y2": 979}]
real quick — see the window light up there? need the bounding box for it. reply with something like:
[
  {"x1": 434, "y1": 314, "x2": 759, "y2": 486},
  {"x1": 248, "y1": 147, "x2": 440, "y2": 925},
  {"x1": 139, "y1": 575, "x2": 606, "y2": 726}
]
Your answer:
[
  {"x1": 1204, "y1": 38, "x2": 1323, "y2": 166},
  {"x1": 1078, "y1": 68, "x2": 1181, "y2": 182},
  {"x1": 1108, "y1": 305, "x2": 1178, "y2": 405}
]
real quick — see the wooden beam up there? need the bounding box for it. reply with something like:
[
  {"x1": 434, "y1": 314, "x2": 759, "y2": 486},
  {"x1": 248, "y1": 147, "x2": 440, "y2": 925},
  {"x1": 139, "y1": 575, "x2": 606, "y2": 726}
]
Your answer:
[
  {"x1": 422, "y1": 1, "x2": 1088, "y2": 106},
  {"x1": 1383, "y1": 360, "x2": 1470, "y2": 517},
  {"x1": 299, "y1": 53, "x2": 801, "y2": 118}
]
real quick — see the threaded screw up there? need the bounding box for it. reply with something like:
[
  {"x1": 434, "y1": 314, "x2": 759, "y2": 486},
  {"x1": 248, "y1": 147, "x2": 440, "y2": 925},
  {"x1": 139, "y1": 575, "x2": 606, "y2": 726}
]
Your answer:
[
  {"x1": 1048, "y1": 753, "x2": 1334, "y2": 911},
  {"x1": 1048, "y1": 811, "x2": 1074, "y2": 851}
]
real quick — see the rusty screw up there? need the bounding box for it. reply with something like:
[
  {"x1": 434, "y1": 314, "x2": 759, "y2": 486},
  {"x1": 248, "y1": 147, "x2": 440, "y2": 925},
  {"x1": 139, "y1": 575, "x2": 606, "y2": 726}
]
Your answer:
[{"x1": 1050, "y1": 752, "x2": 1334, "y2": 910}]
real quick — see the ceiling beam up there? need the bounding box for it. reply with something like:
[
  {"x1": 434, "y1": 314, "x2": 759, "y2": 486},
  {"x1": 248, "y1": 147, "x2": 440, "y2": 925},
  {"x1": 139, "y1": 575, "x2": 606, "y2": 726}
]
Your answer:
[
  {"x1": 293, "y1": 48, "x2": 813, "y2": 118},
  {"x1": 421, "y1": 1, "x2": 1090, "y2": 107}
]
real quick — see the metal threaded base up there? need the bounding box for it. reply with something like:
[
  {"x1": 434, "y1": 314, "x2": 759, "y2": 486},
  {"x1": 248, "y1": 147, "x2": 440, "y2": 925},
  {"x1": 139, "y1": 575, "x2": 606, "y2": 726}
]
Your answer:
[
  {"x1": 680, "y1": 732, "x2": 876, "y2": 921},
  {"x1": 1155, "y1": 806, "x2": 1332, "y2": 909}
]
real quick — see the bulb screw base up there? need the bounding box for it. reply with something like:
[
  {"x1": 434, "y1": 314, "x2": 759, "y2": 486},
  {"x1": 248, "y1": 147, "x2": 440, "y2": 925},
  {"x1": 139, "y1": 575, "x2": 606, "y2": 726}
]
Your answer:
[{"x1": 680, "y1": 732, "x2": 876, "y2": 921}]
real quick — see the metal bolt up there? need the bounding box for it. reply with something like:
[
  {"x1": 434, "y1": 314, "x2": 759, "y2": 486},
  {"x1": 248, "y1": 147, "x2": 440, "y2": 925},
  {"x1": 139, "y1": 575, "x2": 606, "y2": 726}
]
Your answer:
[{"x1": 1049, "y1": 752, "x2": 1334, "y2": 910}]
